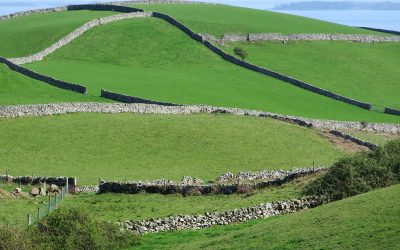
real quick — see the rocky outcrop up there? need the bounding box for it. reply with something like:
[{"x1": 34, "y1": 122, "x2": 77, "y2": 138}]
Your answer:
[
  {"x1": 201, "y1": 33, "x2": 400, "y2": 44},
  {"x1": 0, "y1": 57, "x2": 87, "y2": 94},
  {"x1": 120, "y1": 196, "x2": 327, "y2": 234},
  {"x1": 1, "y1": 103, "x2": 399, "y2": 134},
  {"x1": 8, "y1": 12, "x2": 152, "y2": 65}
]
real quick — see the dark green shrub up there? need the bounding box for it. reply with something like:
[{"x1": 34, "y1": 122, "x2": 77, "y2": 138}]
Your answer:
[
  {"x1": 233, "y1": 47, "x2": 248, "y2": 60},
  {"x1": 30, "y1": 208, "x2": 139, "y2": 250},
  {"x1": 304, "y1": 139, "x2": 400, "y2": 200},
  {"x1": 0, "y1": 225, "x2": 31, "y2": 250}
]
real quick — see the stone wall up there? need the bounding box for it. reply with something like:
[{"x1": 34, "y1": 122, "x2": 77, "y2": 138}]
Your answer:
[
  {"x1": 101, "y1": 89, "x2": 178, "y2": 106},
  {"x1": 66, "y1": 4, "x2": 143, "y2": 12},
  {"x1": 121, "y1": 196, "x2": 327, "y2": 234},
  {"x1": 359, "y1": 27, "x2": 400, "y2": 36},
  {"x1": 1, "y1": 103, "x2": 399, "y2": 134},
  {"x1": 9, "y1": 12, "x2": 152, "y2": 65},
  {"x1": 98, "y1": 167, "x2": 326, "y2": 196},
  {"x1": 0, "y1": 7, "x2": 67, "y2": 20},
  {"x1": 202, "y1": 33, "x2": 400, "y2": 43},
  {"x1": 0, "y1": 175, "x2": 76, "y2": 186},
  {"x1": 385, "y1": 107, "x2": 400, "y2": 116},
  {"x1": 329, "y1": 130, "x2": 377, "y2": 150},
  {"x1": 0, "y1": 57, "x2": 87, "y2": 94}
]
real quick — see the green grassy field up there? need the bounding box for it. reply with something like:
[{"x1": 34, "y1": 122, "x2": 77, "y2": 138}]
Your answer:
[
  {"x1": 0, "y1": 10, "x2": 116, "y2": 58},
  {"x1": 0, "y1": 183, "x2": 46, "y2": 227},
  {"x1": 132, "y1": 3, "x2": 380, "y2": 36},
  {"x1": 224, "y1": 41, "x2": 400, "y2": 110},
  {"x1": 0, "y1": 64, "x2": 106, "y2": 105},
  {"x1": 0, "y1": 113, "x2": 343, "y2": 184},
  {"x1": 134, "y1": 184, "x2": 400, "y2": 250},
  {"x1": 62, "y1": 175, "x2": 316, "y2": 223},
  {"x1": 25, "y1": 18, "x2": 400, "y2": 123}
]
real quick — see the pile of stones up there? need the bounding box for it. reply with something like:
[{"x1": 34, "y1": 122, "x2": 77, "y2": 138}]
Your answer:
[{"x1": 120, "y1": 196, "x2": 326, "y2": 234}]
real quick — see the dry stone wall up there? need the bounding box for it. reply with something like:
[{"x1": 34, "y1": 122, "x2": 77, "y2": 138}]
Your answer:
[
  {"x1": 0, "y1": 57, "x2": 87, "y2": 94},
  {"x1": 0, "y1": 175, "x2": 76, "y2": 186},
  {"x1": 202, "y1": 33, "x2": 400, "y2": 43},
  {"x1": 9, "y1": 12, "x2": 152, "y2": 65},
  {"x1": 329, "y1": 130, "x2": 377, "y2": 150},
  {"x1": 385, "y1": 107, "x2": 400, "y2": 116},
  {"x1": 98, "y1": 167, "x2": 326, "y2": 196},
  {"x1": 0, "y1": 7, "x2": 67, "y2": 20},
  {"x1": 1, "y1": 103, "x2": 399, "y2": 134},
  {"x1": 101, "y1": 89, "x2": 178, "y2": 106},
  {"x1": 121, "y1": 196, "x2": 327, "y2": 234},
  {"x1": 359, "y1": 27, "x2": 400, "y2": 36}
]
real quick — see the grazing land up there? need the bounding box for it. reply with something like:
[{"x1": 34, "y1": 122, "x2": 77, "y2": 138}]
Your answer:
[
  {"x1": 62, "y1": 175, "x2": 317, "y2": 223},
  {"x1": 0, "y1": 10, "x2": 116, "y2": 57},
  {"x1": 0, "y1": 65, "x2": 105, "y2": 105},
  {"x1": 0, "y1": 113, "x2": 343, "y2": 184},
  {"x1": 132, "y1": 4, "x2": 381, "y2": 36},
  {"x1": 26, "y1": 18, "x2": 400, "y2": 122},
  {"x1": 134, "y1": 184, "x2": 400, "y2": 250},
  {"x1": 223, "y1": 41, "x2": 400, "y2": 110}
]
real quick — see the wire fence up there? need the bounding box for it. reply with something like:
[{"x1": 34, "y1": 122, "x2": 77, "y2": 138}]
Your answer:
[{"x1": 28, "y1": 184, "x2": 68, "y2": 226}]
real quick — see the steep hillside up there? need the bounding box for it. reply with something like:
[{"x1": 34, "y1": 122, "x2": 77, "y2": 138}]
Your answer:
[
  {"x1": 224, "y1": 41, "x2": 400, "y2": 110},
  {"x1": 0, "y1": 113, "x2": 343, "y2": 184},
  {"x1": 135, "y1": 184, "x2": 400, "y2": 249},
  {"x1": 25, "y1": 18, "x2": 400, "y2": 123},
  {"x1": 0, "y1": 10, "x2": 116, "y2": 57},
  {"x1": 132, "y1": 3, "x2": 381, "y2": 36},
  {"x1": 0, "y1": 64, "x2": 104, "y2": 105}
]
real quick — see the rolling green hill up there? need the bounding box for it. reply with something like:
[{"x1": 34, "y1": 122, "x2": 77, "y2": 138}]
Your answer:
[
  {"x1": 224, "y1": 41, "x2": 400, "y2": 110},
  {"x1": 25, "y1": 18, "x2": 400, "y2": 123},
  {"x1": 0, "y1": 10, "x2": 116, "y2": 57},
  {"x1": 135, "y1": 184, "x2": 400, "y2": 250},
  {"x1": 131, "y1": 3, "x2": 381, "y2": 36},
  {"x1": 0, "y1": 64, "x2": 105, "y2": 105},
  {"x1": 0, "y1": 113, "x2": 343, "y2": 184}
]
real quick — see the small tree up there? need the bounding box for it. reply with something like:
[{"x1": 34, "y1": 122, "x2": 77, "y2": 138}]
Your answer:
[{"x1": 234, "y1": 47, "x2": 248, "y2": 60}]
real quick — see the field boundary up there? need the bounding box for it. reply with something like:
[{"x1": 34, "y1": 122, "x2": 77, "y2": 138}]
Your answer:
[
  {"x1": 101, "y1": 89, "x2": 179, "y2": 106},
  {"x1": 0, "y1": 57, "x2": 87, "y2": 94},
  {"x1": 202, "y1": 33, "x2": 400, "y2": 43},
  {"x1": 1, "y1": 102, "x2": 400, "y2": 133},
  {"x1": 385, "y1": 107, "x2": 400, "y2": 116},
  {"x1": 3, "y1": 4, "x2": 386, "y2": 113},
  {"x1": 121, "y1": 196, "x2": 327, "y2": 234}
]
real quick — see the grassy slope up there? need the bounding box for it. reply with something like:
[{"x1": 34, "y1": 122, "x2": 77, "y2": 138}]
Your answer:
[
  {"x1": 0, "y1": 183, "x2": 47, "y2": 227},
  {"x1": 0, "y1": 64, "x2": 106, "y2": 105},
  {"x1": 25, "y1": 18, "x2": 400, "y2": 123},
  {"x1": 62, "y1": 175, "x2": 315, "y2": 223},
  {"x1": 0, "y1": 113, "x2": 343, "y2": 184},
  {"x1": 224, "y1": 41, "x2": 400, "y2": 110},
  {"x1": 132, "y1": 3, "x2": 379, "y2": 37},
  {"x1": 135, "y1": 184, "x2": 400, "y2": 250},
  {"x1": 0, "y1": 10, "x2": 116, "y2": 58}
]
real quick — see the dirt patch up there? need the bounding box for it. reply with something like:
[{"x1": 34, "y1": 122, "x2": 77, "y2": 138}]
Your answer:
[{"x1": 319, "y1": 131, "x2": 370, "y2": 153}]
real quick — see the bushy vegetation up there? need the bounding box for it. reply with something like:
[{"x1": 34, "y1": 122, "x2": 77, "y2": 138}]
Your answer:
[
  {"x1": 233, "y1": 47, "x2": 248, "y2": 60},
  {"x1": 0, "y1": 208, "x2": 139, "y2": 250},
  {"x1": 304, "y1": 139, "x2": 400, "y2": 200}
]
